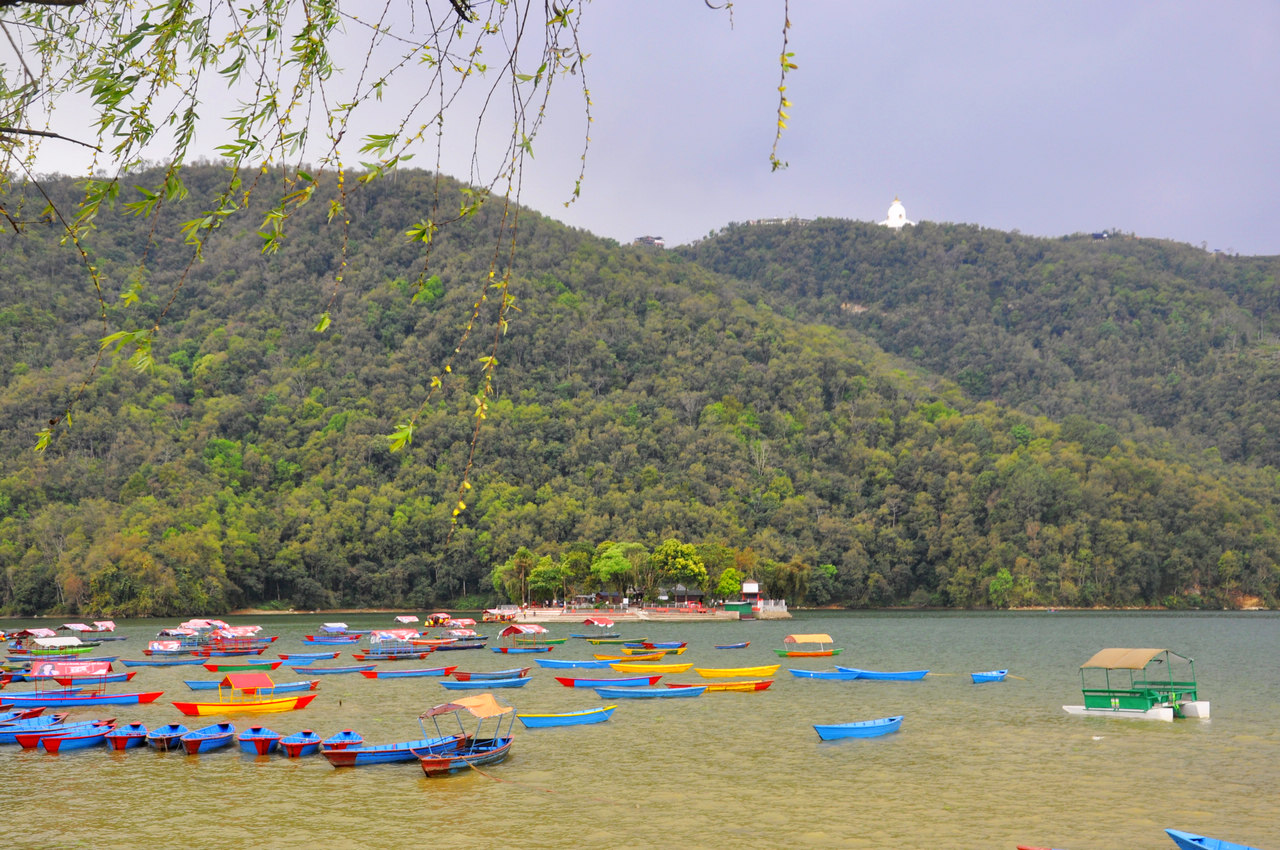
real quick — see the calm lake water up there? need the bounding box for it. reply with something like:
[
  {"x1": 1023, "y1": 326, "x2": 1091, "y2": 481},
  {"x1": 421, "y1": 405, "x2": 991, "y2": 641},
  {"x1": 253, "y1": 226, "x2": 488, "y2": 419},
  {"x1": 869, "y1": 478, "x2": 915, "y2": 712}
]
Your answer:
[{"x1": 3, "y1": 611, "x2": 1277, "y2": 849}]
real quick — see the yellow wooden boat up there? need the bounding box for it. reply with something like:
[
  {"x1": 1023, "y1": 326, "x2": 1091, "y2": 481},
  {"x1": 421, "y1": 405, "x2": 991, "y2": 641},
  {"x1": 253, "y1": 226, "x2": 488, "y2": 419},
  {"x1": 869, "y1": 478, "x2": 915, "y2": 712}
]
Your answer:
[
  {"x1": 670, "y1": 679, "x2": 774, "y2": 692},
  {"x1": 609, "y1": 662, "x2": 694, "y2": 674},
  {"x1": 593, "y1": 652, "x2": 664, "y2": 662},
  {"x1": 171, "y1": 673, "x2": 318, "y2": 716},
  {"x1": 694, "y1": 664, "x2": 781, "y2": 678},
  {"x1": 619, "y1": 645, "x2": 687, "y2": 656}
]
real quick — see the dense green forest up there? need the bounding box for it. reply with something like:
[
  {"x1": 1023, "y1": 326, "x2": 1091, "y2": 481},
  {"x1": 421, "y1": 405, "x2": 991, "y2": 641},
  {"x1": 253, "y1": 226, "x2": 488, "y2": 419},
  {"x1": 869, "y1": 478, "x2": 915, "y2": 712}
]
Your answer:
[{"x1": 1, "y1": 167, "x2": 1277, "y2": 616}]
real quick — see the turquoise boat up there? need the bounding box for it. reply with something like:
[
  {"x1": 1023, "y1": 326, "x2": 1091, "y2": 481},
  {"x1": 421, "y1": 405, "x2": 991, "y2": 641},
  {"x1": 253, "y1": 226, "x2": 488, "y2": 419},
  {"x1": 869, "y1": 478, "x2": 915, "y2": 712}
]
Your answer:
[
  {"x1": 1165, "y1": 828, "x2": 1264, "y2": 850},
  {"x1": 592, "y1": 685, "x2": 704, "y2": 699},
  {"x1": 517, "y1": 705, "x2": 617, "y2": 728}
]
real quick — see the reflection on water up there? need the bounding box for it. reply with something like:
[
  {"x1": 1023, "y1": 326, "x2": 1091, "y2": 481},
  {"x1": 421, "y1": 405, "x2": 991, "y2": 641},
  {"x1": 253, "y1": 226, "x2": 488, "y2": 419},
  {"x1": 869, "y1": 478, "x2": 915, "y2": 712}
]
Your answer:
[{"x1": 2, "y1": 611, "x2": 1277, "y2": 849}]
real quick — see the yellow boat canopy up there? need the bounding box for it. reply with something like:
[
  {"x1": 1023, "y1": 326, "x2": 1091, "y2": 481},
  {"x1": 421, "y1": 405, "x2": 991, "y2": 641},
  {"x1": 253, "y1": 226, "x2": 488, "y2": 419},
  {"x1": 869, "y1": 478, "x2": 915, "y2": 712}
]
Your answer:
[
  {"x1": 1079, "y1": 648, "x2": 1187, "y2": 670},
  {"x1": 421, "y1": 693, "x2": 514, "y2": 719},
  {"x1": 783, "y1": 633, "x2": 834, "y2": 644}
]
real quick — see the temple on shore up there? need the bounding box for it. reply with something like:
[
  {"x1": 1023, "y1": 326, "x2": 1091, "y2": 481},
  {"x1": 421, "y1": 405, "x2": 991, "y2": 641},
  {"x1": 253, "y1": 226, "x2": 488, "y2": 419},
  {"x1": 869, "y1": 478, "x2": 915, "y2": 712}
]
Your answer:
[{"x1": 880, "y1": 196, "x2": 914, "y2": 229}]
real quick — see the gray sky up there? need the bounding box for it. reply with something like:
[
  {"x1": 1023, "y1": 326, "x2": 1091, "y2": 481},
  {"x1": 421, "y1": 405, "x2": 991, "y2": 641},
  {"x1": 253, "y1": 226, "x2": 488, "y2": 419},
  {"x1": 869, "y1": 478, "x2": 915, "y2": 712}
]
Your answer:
[
  {"x1": 523, "y1": 1, "x2": 1280, "y2": 255},
  {"x1": 16, "y1": 1, "x2": 1280, "y2": 256}
]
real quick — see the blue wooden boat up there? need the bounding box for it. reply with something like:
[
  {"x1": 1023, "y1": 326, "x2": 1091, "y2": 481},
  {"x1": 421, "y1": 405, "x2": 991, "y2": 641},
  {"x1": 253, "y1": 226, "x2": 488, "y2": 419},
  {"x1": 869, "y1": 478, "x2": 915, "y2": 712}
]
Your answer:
[
  {"x1": 277, "y1": 651, "x2": 341, "y2": 663},
  {"x1": 433, "y1": 641, "x2": 488, "y2": 651},
  {"x1": 45, "y1": 671, "x2": 136, "y2": 686},
  {"x1": 439, "y1": 676, "x2": 531, "y2": 690},
  {"x1": 289, "y1": 664, "x2": 376, "y2": 675},
  {"x1": 593, "y1": 685, "x2": 705, "y2": 699},
  {"x1": 714, "y1": 642, "x2": 750, "y2": 649},
  {"x1": 15, "y1": 720, "x2": 113, "y2": 749},
  {"x1": 146, "y1": 723, "x2": 188, "y2": 750},
  {"x1": 321, "y1": 734, "x2": 461, "y2": 767},
  {"x1": 451, "y1": 667, "x2": 530, "y2": 681},
  {"x1": 180, "y1": 722, "x2": 236, "y2": 754},
  {"x1": 788, "y1": 668, "x2": 862, "y2": 680},
  {"x1": 490, "y1": 645, "x2": 549, "y2": 654},
  {"x1": 971, "y1": 669, "x2": 1009, "y2": 683},
  {"x1": 236, "y1": 725, "x2": 282, "y2": 755},
  {"x1": 280, "y1": 729, "x2": 322, "y2": 757},
  {"x1": 534, "y1": 658, "x2": 615, "y2": 669},
  {"x1": 322, "y1": 729, "x2": 364, "y2": 749},
  {"x1": 1166, "y1": 828, "x2": 1264, "y2": 850},
  {"x1": 360, "y1": 666, "x2": 457, "y2": 679},
  {"x1": 418, "y1": 736, "x2": 513, "y2": 775},
  {"x1": 104, "y1": 722, "x2": 148, "y2": 750},
  {"x1": 1, "y1": 689, "x2": 164, "y2": 708},
  {"x1": 517, "y1": 705, "x2": 617, "y2": 728},
  {"x1": 121, "y1": 657, "x2": 205, "y2": 667},
  {"x1": 814, "y1": 715, "x2": 903, "y2": 740},
  {"x1": 835, "y1": 667, "x2": 929, "y2": 681},
  {"x1": 183, "y1": 678, "x2": 318, "y2": 693},
  {"x1": 302, "y1": 634, "x2": 362, "y2": 645},
  {"x1": 416, "y1": 692, "x2": 516, "y2": 777},
  {"x1": 40, "y1": 722, "x2": 117, "y2": 753},
  {"x1": 554, "y1": 674, "x2": 661, "y2": 688}
]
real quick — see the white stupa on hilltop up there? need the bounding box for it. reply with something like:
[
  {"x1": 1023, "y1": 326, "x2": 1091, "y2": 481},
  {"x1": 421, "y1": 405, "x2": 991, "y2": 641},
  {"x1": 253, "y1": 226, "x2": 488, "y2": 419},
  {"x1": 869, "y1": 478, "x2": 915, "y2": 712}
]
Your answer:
[{"x1": 879, "y1": 196, "x2": 914, "y2": 229}]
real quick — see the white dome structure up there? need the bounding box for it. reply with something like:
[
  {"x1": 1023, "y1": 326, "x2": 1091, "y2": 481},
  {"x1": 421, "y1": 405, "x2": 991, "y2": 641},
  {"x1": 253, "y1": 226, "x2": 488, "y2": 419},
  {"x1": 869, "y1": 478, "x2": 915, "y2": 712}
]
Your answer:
[{"x1": 880, "y1": 196, "x2": 914, "y2": 229}]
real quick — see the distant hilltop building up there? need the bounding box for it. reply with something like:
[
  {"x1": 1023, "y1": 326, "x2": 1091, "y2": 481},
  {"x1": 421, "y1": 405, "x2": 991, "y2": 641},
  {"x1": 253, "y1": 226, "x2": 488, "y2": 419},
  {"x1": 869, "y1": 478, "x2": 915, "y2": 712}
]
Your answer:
[
  {"x1": 879, "y1": 196, "x2": 914, "y2": 229},
  {"x1": 633, "y1": 235, "x2": 665, "y2": 248}
]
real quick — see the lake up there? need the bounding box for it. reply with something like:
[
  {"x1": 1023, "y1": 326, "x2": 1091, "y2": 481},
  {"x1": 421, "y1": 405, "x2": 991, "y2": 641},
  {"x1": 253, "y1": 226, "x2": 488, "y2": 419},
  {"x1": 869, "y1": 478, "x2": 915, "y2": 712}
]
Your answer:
[{"x1": 3, "y1": 610, "x2": 1277, "y2": 849}]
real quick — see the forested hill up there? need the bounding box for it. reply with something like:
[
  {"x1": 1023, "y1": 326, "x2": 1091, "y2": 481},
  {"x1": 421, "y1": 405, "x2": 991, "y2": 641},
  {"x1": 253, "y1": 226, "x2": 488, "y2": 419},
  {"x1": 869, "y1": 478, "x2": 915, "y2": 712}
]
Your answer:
[
  {"x1": 682, "y1": 219, "x2": 1280, "y2": 468},
  {"x1": 0, "y1": 167, "x2": 1276, "y2": 617}
]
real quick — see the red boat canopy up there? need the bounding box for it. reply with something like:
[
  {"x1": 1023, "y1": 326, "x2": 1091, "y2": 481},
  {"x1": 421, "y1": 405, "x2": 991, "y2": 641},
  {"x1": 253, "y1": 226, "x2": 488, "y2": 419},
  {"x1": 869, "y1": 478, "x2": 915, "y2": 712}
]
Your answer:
[
  {"x1": 371, "y1": 629, "x2": 421, "y2": 642},
  {"x1": 93, "y1": 621, "x2": 116, "y2": 632},
  {"x1": 500, "y1": 624, "x2": 548, "y2": 637},
  {"x1": 583, "y1": 617, "x2": 614, "y2": 628},
  {"x1": 13, "y1": 628, "x2": 58, "y2": 638},
  {"x1": 221, "y1": 673, "x2": 276, "y2": 691},
  {"x1": 59, "y1": 623, "x2": 92, "y2": 632},
  {"x1": 30, "y1": 660, "x2": 112, "y2": 678}
]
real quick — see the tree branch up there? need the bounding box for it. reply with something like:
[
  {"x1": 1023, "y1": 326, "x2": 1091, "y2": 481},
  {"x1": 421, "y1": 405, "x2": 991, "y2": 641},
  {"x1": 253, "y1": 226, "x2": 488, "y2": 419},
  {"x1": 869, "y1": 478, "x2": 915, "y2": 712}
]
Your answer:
[{"x1": 0, "y1": 125, "x2": 100, "y2": 150}]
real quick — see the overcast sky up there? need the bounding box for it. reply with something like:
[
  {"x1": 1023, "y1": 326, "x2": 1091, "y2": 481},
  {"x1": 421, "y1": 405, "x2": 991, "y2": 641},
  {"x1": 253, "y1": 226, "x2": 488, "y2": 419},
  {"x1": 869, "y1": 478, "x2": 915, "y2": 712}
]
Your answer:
[
  {"x1": 16, "y1": 1, "x2": 1280, "y2": 256},
  {"x1": 525, "y1": 1, "x2": 1279, "y2": 255}
]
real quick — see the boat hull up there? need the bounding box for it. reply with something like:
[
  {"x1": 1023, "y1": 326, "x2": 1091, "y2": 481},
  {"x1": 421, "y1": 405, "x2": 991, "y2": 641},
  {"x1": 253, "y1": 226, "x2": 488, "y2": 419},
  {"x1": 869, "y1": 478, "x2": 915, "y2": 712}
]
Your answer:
[
  {"x1": 322, "y1": 735, "x2": 461, "y2": 766},
  {"x1": 668, "y1": 679, "x2": 773, "y2": 692},
  {"x1": 236, "y1": 726, "x2": 282, "y2": 755},
  {"x1": 360, "y1": 666, "x2": 457, "y2": 679},
  {"x1": 450, "y1": 667, "x2": 530, "y2": 681},
  {"x1": 439, "y1": 676, "x2": 530, "y2": 690},
  {"x1": 835, "y1": 667, "x2": 929, "y2": 681},
  {"x1": 289, "y1": 665, "x2": 375, "y2": 675},
  {"x1": 145, "y1": 724, "x2": 188, "y2": 750},
  {"x1": 40, "y1": 724, "x2": 116, "y2": 753},
  {"x1": 593, "y1": 685, "x2": 705, "y2": 699},
  {"x1": 534, "y1": 659, "x2": 616, "y2": 669},
  {"x1": 181, "y1": 723, "x2": 236, "y2": 754},
  {"x1": 555, "y1": 675, "x2": 661, "y2": 688},
  {"x1": 695, "y1": 665, "x2": 780, "y2": 678},
  {"x1": 814, "y1": 715, "x2": 904, "y2": 740},
  {"x1": 172, "y1": 693, "x2": 318, "y2": 716},
  {"x1": 789, "y1": 668, "x2": 861, "y2": 680},
  {"x1": 971, "y1": 670, "x2": 1009, "y2": 683},
  {"x1": 416, "y1": 736, "x2": 513, "y2": 776},
  {"x1": 0, "y1": 691, "x2": 163, "y2": 708},
  {"x1": 279, "y1": 730, "x2": 322, "y2": 757},
  {"x1": 104, "y1": 723, "x2": 148, "y2": 750},
  {"x1": 1165, "y1": 827, "x2": 1262, "y2": 850},
  {"x1": 517, "y1": 706, "x2": 617, "y2": 728}
]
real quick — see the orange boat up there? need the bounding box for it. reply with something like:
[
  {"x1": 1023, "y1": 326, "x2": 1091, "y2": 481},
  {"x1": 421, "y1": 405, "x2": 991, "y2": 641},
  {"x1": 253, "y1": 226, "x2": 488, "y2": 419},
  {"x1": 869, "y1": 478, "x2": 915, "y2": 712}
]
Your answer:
[
  {"x1": 172, "y1": 673, "x2": 318, "y2": 716},
  {"x1": 773, "y1": 634, "x2": 844, "y2": 658}
]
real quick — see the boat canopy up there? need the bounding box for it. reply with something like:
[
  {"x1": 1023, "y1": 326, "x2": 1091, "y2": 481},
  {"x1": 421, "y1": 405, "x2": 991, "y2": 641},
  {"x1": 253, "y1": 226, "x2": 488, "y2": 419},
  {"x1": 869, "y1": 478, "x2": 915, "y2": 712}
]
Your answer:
[
  {"x1": 59, "y1": 623, "x2": 92, "y2": 632},
  {"x1": 371, "y1": 629, "x2": 421, "y2": 642},
  {"x1": 14, "y1": 627, "x2": 58, "y2": 638},
  {"x1": 213, "y1": 625, "x2": 262, "y2": 637},
  {"x1": 149, "y1": 640, "x2": 182, "y2": 652},
  {"x1": 447, "y1": 618, "x2": 477, "y2": 627},
  {"x1": 32, "y1": 660, "x2": 111, "y2": 677},
  {"x1": 783, "y1": 633, "x2": 834, "y2": 644},
  {"x1": 181, "y1": 618, "x2": 229, "y2": 630},
  {"x1": 221, "y1": 673, "x2": 276, "y2": 691},
  {"x1": 34, "y1": 635, "x2": 84, "y2": 648},
  {"x1": 158, "y1": 627, "x2": 198, "y2": 636},
  {"x1": 500, "y1": 624, "x2": 548, "y2": 636},
  {"x1": 584, "y1": 617, "x2": 614, "y2": 628},
  {"x1": 1080, "y1": 648, "x2": 1191, "y2": 670},
  {"x1": 421, "y1": 693, "x2": 514, "y2": 720},
  {"x1": 320, "y1": 622, "x2": 348, "y2": 633},
  {"x1": 395, "y1": 615, "x2": 420, "y2": 623},
  {"x1": 446, "y1": 629, "x2": 478, "y2": 637},
  {"x1": 93, "y1": 621, "x2": 116, "y2": 632}
]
